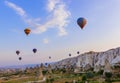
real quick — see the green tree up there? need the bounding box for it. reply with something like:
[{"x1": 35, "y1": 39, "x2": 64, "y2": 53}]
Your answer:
[
  {"x1": 105, "y1": 72, "x2": 112, "y2": 78},
  {"x1": 42, "y1": 70, "x2": 48, "y2": 75},
  {"x1": 97, "y1": 69, "x2": 104, "y2": 75},
  {"x1": 82, "y1": 75, "x2": 87, "y2": 82},
  {"x1": 86, "y1": 72, "x2": 94, "y2": 78},
  {"x1": 105, "y1": 72, "x2": 112, "y2": 83}
]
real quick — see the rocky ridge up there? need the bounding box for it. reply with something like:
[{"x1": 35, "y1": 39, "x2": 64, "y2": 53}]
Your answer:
[{"x1": 52, "y1": 47, "x2": 120, "y2": 72}]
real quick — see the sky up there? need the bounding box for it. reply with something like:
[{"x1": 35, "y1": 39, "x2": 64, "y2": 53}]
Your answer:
[{"x1": 1, "y1": 0, "x2": 120, "y2": 67}]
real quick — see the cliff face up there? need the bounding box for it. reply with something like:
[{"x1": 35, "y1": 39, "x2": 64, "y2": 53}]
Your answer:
[{"x1": 52, "y1": 47, "x2": 120, "y2": 71}]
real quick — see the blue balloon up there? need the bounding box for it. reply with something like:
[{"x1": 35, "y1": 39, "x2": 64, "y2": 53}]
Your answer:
[
  {"x1": 33, "y1": 48, "x2": 37, "y2": 53},
  {"x1": 77, "y1": 17, "x2": 87, "y2": 29}
]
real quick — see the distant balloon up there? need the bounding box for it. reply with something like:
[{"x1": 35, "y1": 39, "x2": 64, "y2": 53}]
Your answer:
[
  {"x1": 24, "y1": 28, "x2": 31, "y2": 35},
  {"x1": 69, "y1": 53, "x2": 71, "y2": 57},
  {"x1": 33, "y1": 48, "x2": 37, "y2": 53},
  {"x1": 49, "y1": 56, "x2": 51, "y2": 59},
  {"x1": 19, "y1": 57, "x2": 22, "y2": 60},
  {"x1": 45, "y1": 63, "x2": 48, "y2": 65},
  {"x1": 77, "y1": 51, "x2": 80, "y2": 54},
  {"x1": 77, "y1": 17, "x2": 87, "y2": 29},
  {"x1": 16, "y1": 50, "x2": 20, "y2": 55}
]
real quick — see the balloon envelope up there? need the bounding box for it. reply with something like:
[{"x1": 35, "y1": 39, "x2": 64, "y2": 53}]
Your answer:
[
  {"x1": 24, "y1": 28, "x2": 31, "y2": 35},
  {"x1": 16, "y1": 50, "x2": 20, "y2": 55},
  {"x1": 77, "y1": 51, "x2": 80, "y2": 54},
  {"x1": 19, "y1": 57, "x2": 22, "y2": 60},
  {"x1": 49, "y1": 56, "x2": 51, "y2": 59},
  {"x1": 77, "y1": 17, "x2": 87, "y2": 29},
  {"x1": 33, "y1": 48, "x2": 37, "y2": 53},
  {"x1": 45, "y1": 63, "x2": 48, "y2": 65},
  {"x1": 69, "y1": 53, "x2": 71, "y2": 56}
]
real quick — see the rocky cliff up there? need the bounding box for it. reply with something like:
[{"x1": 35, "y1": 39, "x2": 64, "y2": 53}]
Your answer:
[{"x1": 52, "y1": 47, "x2": 120, "y2": 72}]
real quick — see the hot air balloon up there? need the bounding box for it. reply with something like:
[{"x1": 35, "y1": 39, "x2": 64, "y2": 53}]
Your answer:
[
  {"x1": 77, "y1": 51, "x2": 80, "y2": 54},
  {"x1": 19, "y1": 57, "x2": 22, "y2": 60},
  {"x1": 24, "y1": 28, "x2": 31, "y2": 35},
  {"x1": 49, "y1": 56, "x2": 51, "y2": 59},
  {"x1": 33, "y1": 48, "x2": 37, "y2": 53},
  {"x1": 45, "y1": 63, "x2": 48, "y2": 65},
  {"x1": 16, "y1": 50, "x2": 20, "y2": 55},
  {"x1": 69, "y1": 53, "x2": 71, "y2": 57},
  {"x1": 77, "y1": 17, "x2": 87, "y2": 29}
]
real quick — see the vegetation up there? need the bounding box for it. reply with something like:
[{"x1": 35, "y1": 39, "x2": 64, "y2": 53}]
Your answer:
[
  {"x1": 86, "y1": 72, "x2": 94, "y2": 78},
  {"x1": 97, "y1": 69, "x2": 104, "y2": 75},
  {"x1": 105, "y1": 72, "x2": 112, "y2": 83},
  {"x1": 82, "y1": 75, "x2": 87, "y2": 82},
  {"x1": 0, "y1": 65, "x2": 120, "y2": 83}
]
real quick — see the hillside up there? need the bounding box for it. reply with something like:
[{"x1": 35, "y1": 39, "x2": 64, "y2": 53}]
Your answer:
[{"x1": 52, "y1": 47, "x2": 120, "y2": 72}]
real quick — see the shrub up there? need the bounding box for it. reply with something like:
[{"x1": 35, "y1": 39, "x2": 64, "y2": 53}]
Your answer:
[
  {"x1": 42, "y1": 70, "x2": 47, "y2": 75},
  {"x1": 65, "y1": 81, "x2": 69, "y2": 83},
  {"x1": 97, "y1": 69, "x2": 104, "y2": 75},
  {"x1": 82, "y1": 75, "x2": 87, "y2": 81},
  {"x1": 86, "y1": 72, "x2": 94, "y2": 78},
  {"x1": 105, "y1": 72, "x2": 112, "y2": 78},
  {"x1": 116, "y1": 73, "x2": 120, "y2": 78},
  {"x1": 46, "y1": 78, "x2": 49, "y2": 83},
  {"x1": 50, "y1": 78, "x2": 54, "y2": 83},
  {"x1": 105, "y1": 72, "x2": 112, "y2": 83},
  {"x1": 61, "y1": 68, "x2": 66, "y2": 73},
  {"x1": 105, "y1": 78, "x2": 112, "y2": 83}
]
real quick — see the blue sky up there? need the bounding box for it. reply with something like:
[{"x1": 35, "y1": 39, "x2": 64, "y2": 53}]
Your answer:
[{"x1": 1, "y1": 0, "x2": 120, "y2": 66}]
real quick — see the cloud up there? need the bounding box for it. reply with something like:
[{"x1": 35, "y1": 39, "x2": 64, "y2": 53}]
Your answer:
[
  {"x1": 5, "y1": 1, "x2": 26, "y2": 17},
  {"x1": 5, "y1": 0, "x2": 71, "y2": 36},
  {"x1": 43, "y1": 38, "x2": 49, "y2": 44},
  {"x1": 47, "y1": 0, "x2": 59, "y2": 12},
  {"x1": 33, "y1": 0, "x2": 70, "y2": 36}
]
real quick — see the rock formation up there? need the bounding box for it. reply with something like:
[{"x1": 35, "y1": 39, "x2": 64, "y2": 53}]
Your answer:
[{"x1": 51, "y1": 47, "x2": 120, "y2": 73}]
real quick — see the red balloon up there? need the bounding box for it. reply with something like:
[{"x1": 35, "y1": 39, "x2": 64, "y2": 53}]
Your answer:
[{"x1": 77, "y1": 17, "x2": 87, "y2": 29}]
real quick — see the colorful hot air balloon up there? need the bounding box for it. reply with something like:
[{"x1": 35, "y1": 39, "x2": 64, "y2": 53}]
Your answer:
[
  {"x1": 33, "y1": 48, "x2": 37, "y2": 53},
  {"x1": 19, "y1": 57, "x2": 22, "y2": 60},
  {"x1": 24, "y1": 28, "x2": 31, "y2": 35},
  {"x1": 16, "y1": 50, "x2": 20, "y2": 55},
  {"x1": 77, "y1": 17, "x2": 87, "y2": 29}
]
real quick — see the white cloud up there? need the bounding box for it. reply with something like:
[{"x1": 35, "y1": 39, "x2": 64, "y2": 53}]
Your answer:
[
  {"x1": 5, "y1": 1, "x2": 26, "y2": 17},
  {"x1": 33, "y1": 0, "x2": 70, "y2": 36},
  {"x1": 5, "y1": 0, "x2": 71, "y2": 36},
  {"x1": 43, "y1": 38, "x2": 49, "y2": 44},
  {"x1": 47, "y1": 0, "x2": 59, "y2": 12}
]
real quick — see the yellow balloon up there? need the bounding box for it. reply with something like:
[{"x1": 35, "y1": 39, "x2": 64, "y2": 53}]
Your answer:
[{"x1": 24, "y1": 28, "x2": 31, "y2": 35}]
